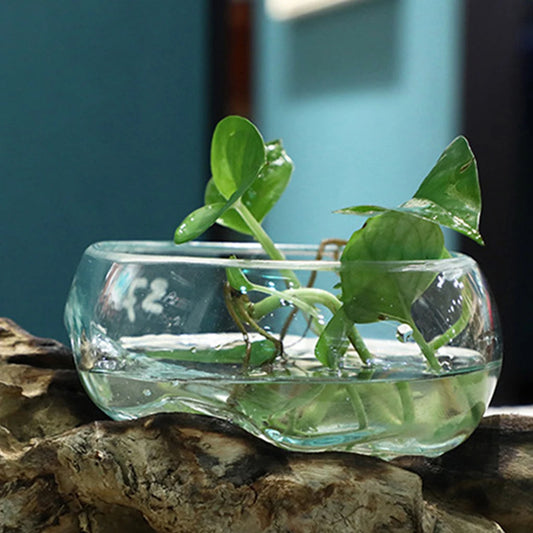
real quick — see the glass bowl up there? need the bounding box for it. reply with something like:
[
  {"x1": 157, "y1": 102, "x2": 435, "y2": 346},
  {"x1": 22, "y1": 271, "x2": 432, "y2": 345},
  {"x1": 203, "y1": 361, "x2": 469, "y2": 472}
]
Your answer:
[{"x1": 64, "y1": 241, "x2": 502, "y2": 459}]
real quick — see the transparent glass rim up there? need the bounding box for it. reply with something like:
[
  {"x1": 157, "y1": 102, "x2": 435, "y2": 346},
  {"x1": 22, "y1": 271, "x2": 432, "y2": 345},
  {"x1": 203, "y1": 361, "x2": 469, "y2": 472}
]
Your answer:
[{"x1": 84, "y1": 240, "x2": 478, "y2": 273}]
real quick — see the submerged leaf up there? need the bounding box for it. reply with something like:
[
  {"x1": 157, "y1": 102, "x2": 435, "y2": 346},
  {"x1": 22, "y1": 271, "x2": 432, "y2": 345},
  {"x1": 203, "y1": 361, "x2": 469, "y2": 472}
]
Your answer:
[
  {"x1": 145, "y1": 339, "x2": 276, "y2": 367},
  {"x1": 315, "y1": 306, "x2": 351, "y2": 368}
]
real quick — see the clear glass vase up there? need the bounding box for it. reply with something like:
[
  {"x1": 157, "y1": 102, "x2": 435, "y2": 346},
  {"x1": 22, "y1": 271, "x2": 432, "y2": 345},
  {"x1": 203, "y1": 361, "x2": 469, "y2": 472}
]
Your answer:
[{"x1": 64, "y1": 241, "x2": 502, "y2": 459}]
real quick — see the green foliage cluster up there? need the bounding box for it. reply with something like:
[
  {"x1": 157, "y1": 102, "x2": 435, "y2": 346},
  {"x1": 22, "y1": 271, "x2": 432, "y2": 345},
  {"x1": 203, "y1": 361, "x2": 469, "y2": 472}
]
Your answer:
[{"x1": 175, "y1": 116, "x2": 483, "y2": 372}]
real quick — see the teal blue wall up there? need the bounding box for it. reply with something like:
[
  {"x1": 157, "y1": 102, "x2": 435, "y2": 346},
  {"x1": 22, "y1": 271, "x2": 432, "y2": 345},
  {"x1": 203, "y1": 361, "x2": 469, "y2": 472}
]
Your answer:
[
  {"x1": 0, "y1": 1, "x2": 209, "y2": 341},
  {"x1": 255, "y1": 0, "x2": 462, "y2": 246}
]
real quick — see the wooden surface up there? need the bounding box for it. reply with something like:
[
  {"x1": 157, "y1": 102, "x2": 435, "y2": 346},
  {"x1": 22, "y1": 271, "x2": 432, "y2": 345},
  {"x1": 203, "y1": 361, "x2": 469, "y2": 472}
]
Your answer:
[{"x1": 0, "y1": 318, "x2": 521, "y2": 532}]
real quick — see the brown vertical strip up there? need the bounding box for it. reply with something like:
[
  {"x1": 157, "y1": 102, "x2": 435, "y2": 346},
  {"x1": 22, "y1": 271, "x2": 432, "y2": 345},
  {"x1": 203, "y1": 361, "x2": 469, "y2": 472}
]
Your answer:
[{"x1": 227, "y1": 0, "x2": 252, "y2": 117}]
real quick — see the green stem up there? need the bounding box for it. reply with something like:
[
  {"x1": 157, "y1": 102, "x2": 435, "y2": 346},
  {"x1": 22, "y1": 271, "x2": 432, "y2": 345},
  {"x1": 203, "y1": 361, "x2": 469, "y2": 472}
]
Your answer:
[
  {"x1": 249, "y1": 287, "x2": 324, "y2": 321},
  {"x1": 396, "y1": 295, "x2": 441, "y2": 373},
  {"x1": 234, "y1": 201, "x2": 301, "y2": 288},
  {"x1": 345, "y1": 385, "x2": 368, "y2": 430},
  {"x1": 253, "y1": 287, "x2": 374, "y2": 363},
  {"x1": 347, "y1": 327, "x2": 373, "y2": 365},
  {"x1": 396, "y1": 382, "x2": 415, "y2": 423},
  {"x1": 253, "y1": 288, "x2": 341, "y2": 318},
  {"x1": 429, "y1": 283, "x2": 473, "y2": 352},
  {"x1": 233, "y1": 200, "x2": 374, "y2": 366},
  {"x1": 410, "y1": 323, "x2": 442, "y2": 372}
]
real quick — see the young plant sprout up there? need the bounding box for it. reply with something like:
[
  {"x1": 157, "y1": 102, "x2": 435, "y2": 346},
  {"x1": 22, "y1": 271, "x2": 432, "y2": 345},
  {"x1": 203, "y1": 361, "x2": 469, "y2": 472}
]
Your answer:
[{"x1": 174, "y1": 115, "x2": 483, "y2": 374}]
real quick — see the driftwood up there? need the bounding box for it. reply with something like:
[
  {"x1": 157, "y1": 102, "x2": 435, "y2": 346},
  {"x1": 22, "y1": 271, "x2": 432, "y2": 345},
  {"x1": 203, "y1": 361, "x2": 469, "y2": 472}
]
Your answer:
[
  {"x1": 395, "y1": 415, "x2": 533, "y2": 533},
  {"x1": 0, "y1": 318, "x2": 523, "y2": 532}
]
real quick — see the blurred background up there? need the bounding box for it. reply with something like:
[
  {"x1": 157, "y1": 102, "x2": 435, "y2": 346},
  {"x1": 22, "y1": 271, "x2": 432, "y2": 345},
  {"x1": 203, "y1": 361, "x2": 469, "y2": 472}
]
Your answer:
[{"x1": 0, "y1": 0, "x2": 530, "y2": 405}]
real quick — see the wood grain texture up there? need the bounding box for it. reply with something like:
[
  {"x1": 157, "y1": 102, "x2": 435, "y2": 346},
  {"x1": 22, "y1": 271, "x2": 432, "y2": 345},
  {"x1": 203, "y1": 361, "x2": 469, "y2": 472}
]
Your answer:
[{"x1": 0, "y1": 318, "x2": 506, "y2": 532}]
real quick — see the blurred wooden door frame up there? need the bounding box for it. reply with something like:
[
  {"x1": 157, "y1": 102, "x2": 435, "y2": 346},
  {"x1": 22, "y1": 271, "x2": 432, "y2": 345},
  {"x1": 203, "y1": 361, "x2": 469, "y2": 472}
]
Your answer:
[
  {"x1": 208, "y1": 0, "x2": 252, "y2": 126},
  {"x1": 207, "y1": 0, "x2": 253, "y2": 241}
]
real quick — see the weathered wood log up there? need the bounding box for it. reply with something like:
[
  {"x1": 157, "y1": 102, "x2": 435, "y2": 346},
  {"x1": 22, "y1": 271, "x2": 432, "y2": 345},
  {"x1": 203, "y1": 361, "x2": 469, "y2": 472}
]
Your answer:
[
  {"x1": 0, "y1": 415, "x2": 503, "y2": 533},
  {"x1": 394, "y1": 414, "x2": 533, "y2": 533},
  {"x1": 0, "y1": 318, "x2": 103, "y2": 443},
  {"x1": 0, "y1": 318, "x2": 510, "y2": 532}
]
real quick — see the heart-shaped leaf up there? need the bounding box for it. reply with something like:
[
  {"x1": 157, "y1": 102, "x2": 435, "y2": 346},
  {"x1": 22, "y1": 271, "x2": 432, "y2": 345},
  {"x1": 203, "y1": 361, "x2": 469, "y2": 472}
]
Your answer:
[
  {"x1": 211, "y1": 115, "x2": 266, "y2": 200},
  {"x1": 174, "y1": 116, "x2": 266, "y2": 244},
  {"x1": 205, "y1": 139, "x2": 294, "y2": 235},
  {"x1": 340, "y1": 211, "x2": 446, "y2": 324}
]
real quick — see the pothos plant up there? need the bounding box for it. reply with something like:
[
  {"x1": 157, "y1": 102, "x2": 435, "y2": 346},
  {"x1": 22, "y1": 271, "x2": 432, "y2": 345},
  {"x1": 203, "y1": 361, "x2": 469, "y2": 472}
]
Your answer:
[{"x1": 174, "y1": 115, "x2": 483, "y2": 374}]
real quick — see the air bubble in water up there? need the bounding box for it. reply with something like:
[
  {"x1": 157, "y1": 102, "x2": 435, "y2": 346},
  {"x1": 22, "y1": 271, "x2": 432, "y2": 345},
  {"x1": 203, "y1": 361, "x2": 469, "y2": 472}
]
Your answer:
[
  {"x1": 96, "y1": 359, "x2": 116, "y2": 371},
  {"x1": 396, "y1": 324, "x2": 413, "y2": 343}
]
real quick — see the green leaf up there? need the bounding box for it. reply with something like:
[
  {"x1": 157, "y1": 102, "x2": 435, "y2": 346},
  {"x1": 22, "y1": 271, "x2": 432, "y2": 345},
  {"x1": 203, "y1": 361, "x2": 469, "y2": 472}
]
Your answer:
[
  {"x1": 174, "y1": 116, "x2": 266, "y2": 244},
  {"x1": 175, "y1": 174, "x2": 259, "y2": 243},
  {"x1": 412, "y1": 136, "x2": 481, "y2": 242},
  {"x1": 203, "y1": 177, "x2": 246, "y2": 233},
  {"x1": 315, "y1": 306, "x2": 351, "y2": 368},
  {"x1": 145, "y1": 339, "x2": 276, "y2": 367},
  {"x1": 174, "y1": 202, "x2": 226, "y2": 243},
  {"x1": 205, "y1": 139, "x2": 294, "y2": 235},
  {"x1": 340, "y1": 211, "x2": 446, "y2": 324},
  {"x1": 211, "y1": 115, "x2": 266, "y2": 200},
  {"x1": 336, "y1": 137, "x2": 484, "y2": 245}
]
